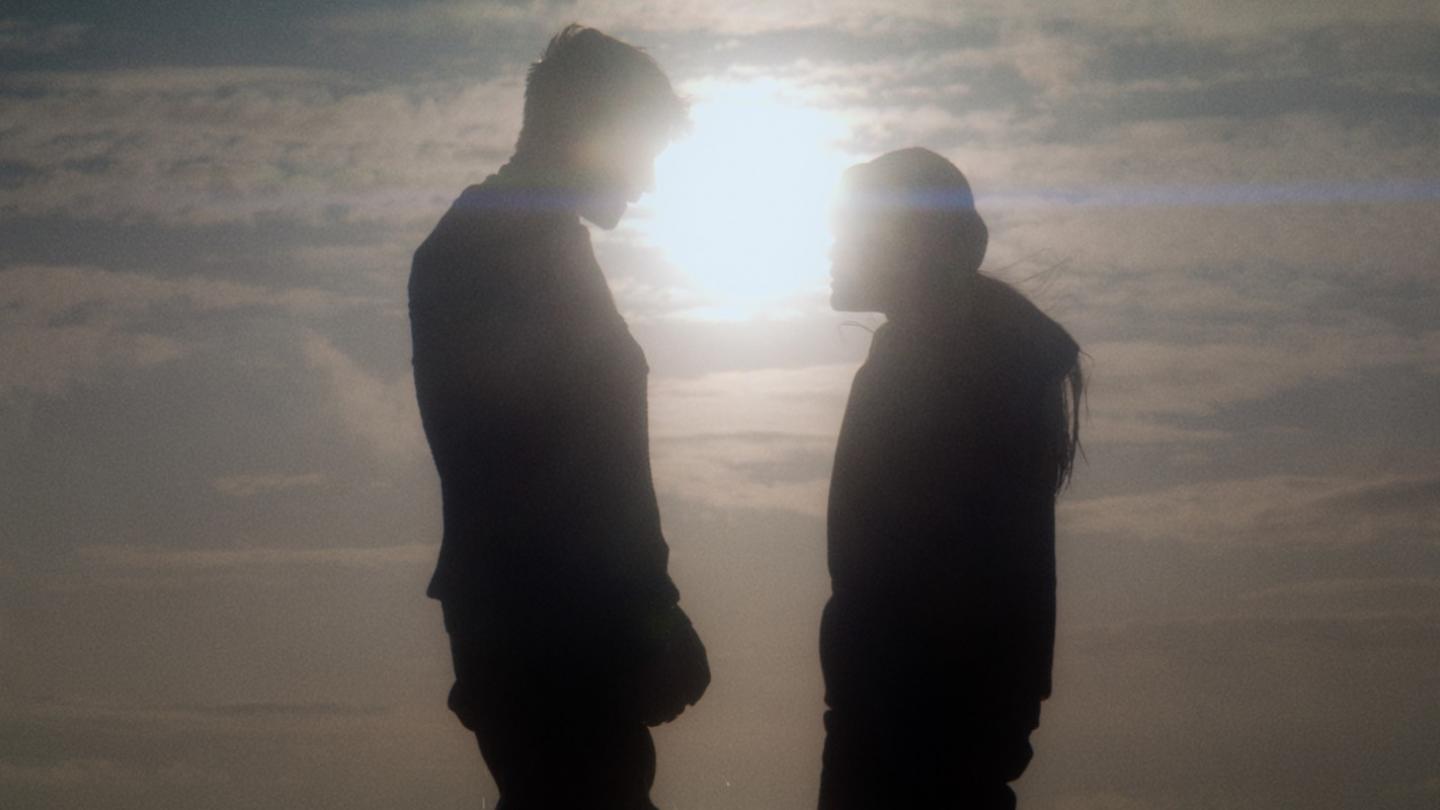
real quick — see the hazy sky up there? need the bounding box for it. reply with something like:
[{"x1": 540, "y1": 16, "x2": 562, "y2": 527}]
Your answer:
[{"x1": 2, "y1": 2, "x2": 1438, "y2": 808}]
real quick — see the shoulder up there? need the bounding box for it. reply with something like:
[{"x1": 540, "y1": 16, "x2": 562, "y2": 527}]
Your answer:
[
  {"x1": 422, "y1": 180, "x2": 584, "y2": 250},
  {"x1": 411, "y1": 184, "x2": 585, "y2": 298},
  {"x1": 969, "y1": 279, "x2": 1079, "y2": 390}
]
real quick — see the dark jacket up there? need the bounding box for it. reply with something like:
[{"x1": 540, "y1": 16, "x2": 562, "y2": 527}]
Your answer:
[
  {"x1": 821, "y1": 278, "x2": 1074, "y2": 718},
  {"x1": 409, "y1": 166, "x2": 679, "y2": 640}
]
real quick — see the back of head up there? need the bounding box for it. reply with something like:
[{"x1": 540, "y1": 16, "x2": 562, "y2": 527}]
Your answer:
[
  {"x1": 843, "y1": 147, "x2": 1083, "y2": 492},
  {"x1": 838, "y1": 147, "x2": 989, "y2": 278},
  {"x1": 516, "y1": 24, "x2": 686, "y2": 161}
]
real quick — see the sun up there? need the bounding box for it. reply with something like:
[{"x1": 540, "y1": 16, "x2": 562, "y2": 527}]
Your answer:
[{"x1": 628, "y1": 78, "x2": 854, "y2": 319}]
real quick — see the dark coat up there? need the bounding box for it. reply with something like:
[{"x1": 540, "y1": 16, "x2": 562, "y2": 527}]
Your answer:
[
  {"x1": 821, "y1": 279, "x2": 1073, "y2": 723},
  {"x1": 408, "y1": 166, "x2": 679, "y2": 641}
]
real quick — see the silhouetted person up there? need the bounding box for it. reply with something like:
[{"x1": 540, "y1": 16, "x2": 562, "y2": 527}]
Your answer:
[
  {"x1": 818, "y1": 149, "x2": 1083, "y2": 810},
  {"x1": 408, "y1": 25, "x2": 708, "y2": 810}
]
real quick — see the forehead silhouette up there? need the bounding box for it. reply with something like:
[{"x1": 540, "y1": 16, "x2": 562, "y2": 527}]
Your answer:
[{"x1": 840, "y1": 147, "x2": 977, "y2": 214}]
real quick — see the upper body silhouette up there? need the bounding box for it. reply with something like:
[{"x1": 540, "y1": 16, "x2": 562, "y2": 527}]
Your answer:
[
  {"x1": 819, "y1": 148, "x2": 1082, "y2": 810},
  {"x1": 412, "y1": 163, "x2": 678, "y2": 632},
  {"x1": 408, "y1": 25, "x2": 708, "y2": 810}
]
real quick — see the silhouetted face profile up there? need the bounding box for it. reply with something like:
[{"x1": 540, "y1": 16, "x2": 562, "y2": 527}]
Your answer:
[
  {"x1": 829, "y1": 148, "x2": 988, "y2": 313},
  {"x1": 513, "y1": 25, "x2": 686, "y2": 230},
  {"x1": 571, "y1": 117, "x2": 669, "y2": 229},
  {"x1": 829, "y1": 211, "x2": 911, "y2": 313}
]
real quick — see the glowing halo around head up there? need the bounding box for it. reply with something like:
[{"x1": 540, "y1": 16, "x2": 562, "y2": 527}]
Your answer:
[{"x1": 628, "y1": 78, "x2": 854, "y2": 320}]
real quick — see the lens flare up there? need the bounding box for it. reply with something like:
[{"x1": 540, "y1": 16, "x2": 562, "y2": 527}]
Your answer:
[{"x1": 630, "y1": 79, "x2": 854, "y2": 320}]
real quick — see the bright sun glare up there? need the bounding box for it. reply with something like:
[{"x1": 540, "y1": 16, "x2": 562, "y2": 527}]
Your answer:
[{"x1": 630, "y1": 79, "x2": 854, "y2": 319}]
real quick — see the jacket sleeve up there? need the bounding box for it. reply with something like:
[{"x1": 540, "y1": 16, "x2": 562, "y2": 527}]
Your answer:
[
  {"x1": 915, "y1": 362, "x2": 1057, "y2": 706},
  {"x1": 961, "y1": 375, "x2": 1058, "y2": 705}
]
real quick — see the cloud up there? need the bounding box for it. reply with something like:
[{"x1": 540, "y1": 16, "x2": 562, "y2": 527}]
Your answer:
[
  {"x1": 1079, "y1": 326, "x2": 1440, "y2": 435},
  {"x1": 174, "y1": 701, "x2": 386, "y2": 719},
  {"x1": 301, "y1": 332, "x2": 425, "y2": 461},
  {"x1": 654, "y1": 433, "x2": 833, "y2": 517},
  {"x1": 316, "y1": 0, "x2": 1440, "y2": 41},
  {"x1": 3, "y1": 697, "x2": 403, "y2": 746},
  {"x1": 1053, "y1": 794, "x2": 1154, "y2": 810},
  {"x1": 0, "y1": 758, "x2": 135, "y2": 789},
  {"x1": 1061, "y1": 473, "x2": 1440, "y2": 548},
  {"x1": 1241, "y1": 576, "x2": 1440, "y2": 617},
  {"x1": 650, "y1": 363, "x2": 854, "y2": 439},
  {"x1": 760, "y1": 37, "x2": 1439, "y2": 208},
  {"x1": 1094, "y1": 332, "x2": 1432, "y2": 414},
  {"x1": 0, "y1": 758, "x2": 228, "y2": 790},
  {"x1": 0, "y1": 67, "x2": 522, "y2": 225},
  {"x1": 643, "y1": 50, "x2": 1440, "y2": 352},
  {"x1": 0, "y1": 694, "x2": 461, "y2": 810},
  {"x1": 76, "y1": 542, "x2": 433, "y2": 571},
  {"x1": 0, "y1": 264, "x2": 366, "y2": 318},
  {"x1": 960, "y1": 262, "x2": 1439, "y2": 445},
  {"x1": 0, "y1": 19, "x2": 88, "y2": 55},
  {"x1": 1072, "y1": 610, "x2": 1440, "y2": 655},
  {"x1": 649, "y1": 364, "x2": 852, "y2": 515},
  {"x1": 0, "y1": 265, "x2": 372, "y2": 395},
  {"x1": 211, "y1": 473, "x2": 326, "y2": 498},
  {"x1": 0, "y1": 318, "x2": 182, "y2": 397},
  {"x1": 317, "y1": 0, "x2": 889, "y2": 39},
  {"x1": 0, "y1": 11, "x2": 1435, "y2": 810},
  {"x1": 1080, "y1": 413, "x2": 1230, "y2": 446}
]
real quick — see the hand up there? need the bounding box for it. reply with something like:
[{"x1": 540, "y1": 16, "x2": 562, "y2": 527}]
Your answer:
[{"x1": 630, "y1": 603, "x2": 710, "y2": 726}]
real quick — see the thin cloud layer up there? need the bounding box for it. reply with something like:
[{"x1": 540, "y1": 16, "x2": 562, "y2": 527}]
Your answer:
[
  {"x1": 0, "y1": 264, "x2": 371, "y2": 395},
  {"x1": 302, "y1": 332, "x2": 425, "y2": 462},
  {"x1": 2, "y1": 3, "x2": 1437, "y2": 810},
  {"x1": 0, "y1": 68, "x2": 522, "y2": 225},
  {"x1": 212, "y1": 472, "x2": 326, "y2": 498},
  {"x1": 1062, "y1": 473, "x2": 1440, "y2": 548}
]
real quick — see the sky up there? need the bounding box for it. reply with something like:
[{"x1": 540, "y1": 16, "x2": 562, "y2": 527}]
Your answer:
[{"x1": 1, "y1": 1, "x2": 1438, "y2": 808}]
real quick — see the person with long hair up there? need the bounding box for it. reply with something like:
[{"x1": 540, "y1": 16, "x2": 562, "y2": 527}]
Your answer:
[{"x1": 819, "y1": 148, "x2": 1083, "y2": 809}]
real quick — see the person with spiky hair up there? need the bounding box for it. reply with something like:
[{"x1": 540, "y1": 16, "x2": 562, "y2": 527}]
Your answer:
[
  {"x1": 819, "y1": 148, "x2": 1083, "y2": 810},
  {"x1": 408, "y1": 25, "x2": 708, "y2": 809}
]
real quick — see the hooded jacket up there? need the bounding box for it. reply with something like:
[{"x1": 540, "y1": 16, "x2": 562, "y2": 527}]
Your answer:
[{"x1": 822, "y1": 275, "x2": 1077, "y2": 715}]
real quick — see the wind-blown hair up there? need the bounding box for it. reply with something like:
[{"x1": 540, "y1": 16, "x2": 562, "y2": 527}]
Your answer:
[
  {"x1": 1054, "y1": 330, "x2": 1085, "y2": 492},
  {"x1": 972, "y1": 273, "x2": 1086, "y2": 493},
  {"x1": 981, "y1": 274, "x2": 1086, "y2": 493},
  {"x1": 843, "y1": 147, "x2": 1085, "y2": 492},
  {"x1": 515, "y1": 24, "x2": 687, "y2": 160}
]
